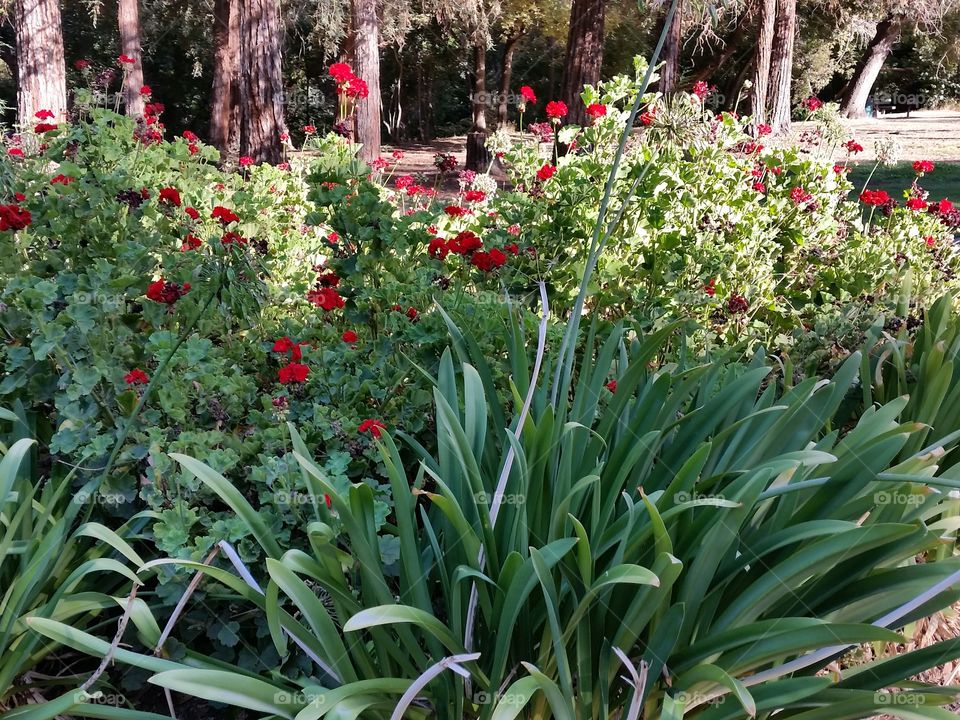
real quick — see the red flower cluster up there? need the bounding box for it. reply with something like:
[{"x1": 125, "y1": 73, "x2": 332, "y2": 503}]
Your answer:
[
  {"x1": 181, "y1": 234, "x2": 202, "y2": 251},
  {"x1": 471, "y1": 248, "x2": 507, "y2": 271},
  {"x1": 342, "y1": 330, "x2": 358, "y2": 343},
  {"x1": 802, "y1": 96, "x2": 823, "y2": 112},
  {"x1": 238, "y1": 156, "x2": 254, "y2": 167},
  {"x1": 185, "y1": 206, "x2": 200, "y2": 220},
  {"x1": 520, "y1": 86, "x2": 537, "y2": 105},
  {"x1": 158, "y1": 187, "x2": 181, "y2": 206},
  {"x1": 585, "y1": 103, "x2": 607, "y2": 121},
  {"x1": 74, "y1": 59, "x2": 90, "y2": 70},
  {"x1": 434, "y1": 153, "x2": 458, "y2": 173},
  {"x1": 329, "y1": 62, "x2": 368, "y2": 98},
  {"x1": 278, "y1": 363, "x2": 310, "y2": 384},
  {"x1": 843, "y1": 139, "x2": 864, "y2": 154},
  {"x1": 212, "y1": 206, "x2": 239, "y2": 224},
  {"x1": 692, "y1": 81, "x2": 711, "y2": 100},
  {"x1": 913, "y1": 160, "x2": 935, "y2": 175},
  {"x1": 146, "y1": 279, "x2": 190, "y2": 306},
  {"x1": 536, "y1": 163, "x2": 557, "y2": 182},
  {"x1": 51, "y1": 174, "x2": 74, "y2": 186},
  {"x1": 221, "y1": 231, "x2": 246, "y2": 245},
  {"x1": 124, "y1": 368, "x2": 149, "y2": 385},
  {"x1": 860, "y1": 189, "x2": 892, "y2": 206},
  {"x1": 0, "y1": 204, "x2": 32, "y2": 231},
  {"x1": 308, "y1": 286, "x2": 345, "y2": 311},
  {"x1": 756, "y1": 123, "x2": 772, "y2": 136},
  {"x1": 272, "y1": 336, "x2": 311, "y2": 362},
  {"x1": 34, "y1": 122, "x2": 58, "y2": 134},
  {"x1": 444, "y1": 204, "x2": 471, "y2": 218},
  {"x1": 545, "y1": 100, "x2": 568, "y2": 121},
  {"x1": 906, "y1": 197, "x2": 928, "y2": 211},
  {"x1": 447, "y1": 230, "x2": 483, "y2": 254},
  {"x1": 463, "y1": 189, "x2": 486, "y2": 203},
  {"x1": 118, "y1": 54, "x2": 135, "y2": 65},
  {"x1": 727, "y1": 294, "x2": 749, "y2": 314},
  {"x1": 790, "y1": 187, "x2": 812, "y2": 205},
  {"x1": 605, "y1": 380, "x2": 617, "y2": 393},
  {"x1": 358, "y1": 418, "x2": 386, "y2": 439},
  {"x1": 703, "y1": 278, "x2": 716, "y2": 296}
]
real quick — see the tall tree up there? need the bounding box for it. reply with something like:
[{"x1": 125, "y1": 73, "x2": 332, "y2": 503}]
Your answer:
[
  {"x1": 210, "y1": 0, "x2": 240, "y2": 157},
  {"x1": 839, "y1": 13, "x2": 904, "y2": 117},
  {"x1": 237, "y1": 0, "x2": 287, "y2": 164},
  {"x1": 766, "y1": 0, "x2": 795, "y2": 134},
  {"x1": 659, "y1": 0, "x2": 683, "y2": 94},
  {"x1": 13, "y1": 0, "x2": 66, "y2": 124},
  {"x1": 118, "y1": 0, "x2": 145, "y2": 117},
  {"x1": 752, "y1": 0, "x2": 776, "y2": 125},
  {"x1": 496, "y1": 31, "x2": 523, "y2": 127},
  {"x1": 352, "y1": 0, "x2": 381, "y2": 161},
  {"x1": 465, "y1": 41, "x2": 489, "y2": 168},
  {"x1": 560, "y1": 0, "x2": 604, "y2": 126}
]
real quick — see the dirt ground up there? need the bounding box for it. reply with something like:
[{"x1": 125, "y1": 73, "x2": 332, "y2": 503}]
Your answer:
[
  {"x1": 798, "y1": 110, "x2": 960, "y2": 163},
  {"x1": 381, "y1": 111, "x2": 960, "y2": 183}
]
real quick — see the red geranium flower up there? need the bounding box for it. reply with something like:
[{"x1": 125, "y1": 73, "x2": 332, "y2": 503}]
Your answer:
[
  {"x1": 74, "y1": 59, "x2": 90, "y2": 70},
  {"x1": 756, "y1": 123, "x2": 772, "y2": 136},
  {"x1": 925, "y1": 236, "x2": 936, "y2": 247},
  {"x1": 118, "y1": 54, "x2": 136, "y2": 65},
  {"x1": 692, "y1": 81, "x2": 711, "y2": 100},
  {"x1": 640, "y1": 110, "x2": 656, "y2": 126},
  {"x1": 7, "y1": 148, "x2": 22, "y2": 157},
  {"x1": 183, "y1": 130, "x2": 199, "y2": 142},
  {"x1": 906, "y1": 197, "x2": 928, "y2": 211},
  {"x1": 520, "y1": 86, "x2": 537, "y2": 104},
  {"x1": 444, "y1": 205, "x2": 470, "y2": 218},
  {"x1": 507, "y1": 224, "x2": 521, "y2": 236},
  {"x1": 358, "y1": 419, "x2": 386, "y2": 438},
  {"x1": 428, "y1": 237, "x2": 449, "y2": 259},
  {"x1": 318, "y1": 271, "x2": 340, "y2": 287},
  {"x1": 447, "y1": 230, "x2": 483, "y2": 255},
  {"x1": 124, "y1": 368, "x2": 149, "y2": 385},
  {"x1": 406, "y1": 307, "x2": 418, "y2": 320},
  {"x1": 843, "y1": 139, "x2": 863, "y2": 154},
  {"x1": 790, "y1": 186, "x2": 813, "y2": 205},
  {"x1": 50, "y1": 174, "x2": 74, "y2": 185},
  {"x1": 463, "y1": 189, "x2": 486, "y2": 203},
  {"x1": 211, "y1": 206, "x2": 239, "y2": 224},
  {"x1": 35, "y1": 109, "x2": 55, "y2": 120},
  {"x1": 860, "y1": 189, "x2": 892, "y2": 206},
  {"x1": 238, "y1": 156, "x2": 254, "y2": 167},
  {"x1": 342, "y1": 330, "x2": 358, "y2": 343},
  {"x1": 585, "y1": 103, "x2": 607, "y2": 121},
  {"x1": 181, "y1": 234, "x2": 202, "y2": 251},
  {"x1": 0, "y1": 204, "x2": 32, "y2": 231},
  {"x1": 703, "y1": 278, "x2": 716, "y2": 296},
  {"x1": 606, "y1": 380, "x2": 617, "y2": 393},
  {"x1": 158, "y1": 187, "x2": 181, "y2": 206},
  {"x1": 221, "y1": 231, "x2": 246, "y2": 244},
  {"x1": 303, "y1": 124, "x2": 316, "y2": 134},
  {"x1": 184, "y1": 206, "x2": 200, "y2": 220},
  {"x1": 545, "y1": 100, "x2": 567, "y2": 121},
  {"x1": 936, "y1": 198, "x2": 954, "y2": 214},
  {"x1": 34, "y1": 123, "x2": 58, "y2": 134},
  {"x1": 140, "y1": 85, "x2": 152, "y2": 96},
  {"x1": 307, "y1": 287, "x2": 345, "y2": 311},
  {"x1": 504, "y1": 242, "x2": 519, "y2": 254},
  {"x1": 278, "y1": 363, "x2": 310, "y2": 384},
  {"x1": 327, "y1": 231, "x2": 339, "y2": 244},
  {"x1": 146, "y1": 278, "x2": 189, "y2": 306},
  {"x1": 537, "y1": 163, "x2": 557, "y2": 182},
  {"x1": 913, "y1": 160, "x2": 935, "y2": 174},
  {"x1": 802, "y1": 96, "x2": 823, "y2": 112},
  {"x1": 329, "y1": 62, "x2": 354, "y2": 83}
]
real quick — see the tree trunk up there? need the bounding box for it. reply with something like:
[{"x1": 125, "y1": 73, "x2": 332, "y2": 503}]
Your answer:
[
  {"x1": 352, "y1": 0, "x2": 381, "y2": 161},
  {"x1": 752, "y1": 0, "x2": 775, "y2": 125},
  {"x1": 659, "y1": 0, "x2": 683, "y2": 94},
  {"x1": 118, "y1": 0, "x2": 145, "y2": 117},
  {"x1": 497, "y1": 35, "x2": 520, "y2": 128},
  {"x1": 466, "y1": 41, "x2": 489, "y2": 170},
  {"x1": 560, "y1": 0, "x2": 604, "y2": 126},
  {"x1": 766, "y1": 0, "x2": 795, "y2": 135},
  {"x1": 237, "y1": 0, "x2": 287, "y2": 164},
  {"x1": 13, "y1": 0, "x2": 66, "y2": 124},
  {"x1": 210, "y1": 0, "x2": 240, "y2": 157},
  {"x1": 840, "y1": 14, "x2": 902, "y2": 118}
]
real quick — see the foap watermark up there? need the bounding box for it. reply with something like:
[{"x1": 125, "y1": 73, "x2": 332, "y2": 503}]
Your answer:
[
  {"x1": 672, "y1": 691, "x2": 726, "y2": 707},
  {"x1": 72, "y1": 691, "x2": 128, "y2": 707},
  {"x1": 475, "y1": 491, "x2": 525, "y2": 506},
  {"x1": 674, "y1": 490, "x2": 725, "y2": 503},
  {"x1": 874, "y1": 490, "x2": 927, "y2": 507},
  {"x1": 73, "y1": 490, "x2": 128, "y2": 506},
  {"x1": 874, "y1": 691, "x2": 926, "y2": 706},
  {"x1": 473, "y1": 691, "x2": 535, "y2": 705},
  {"x1": 274, "y1": 690, "x2": 327, "y2": 706}
]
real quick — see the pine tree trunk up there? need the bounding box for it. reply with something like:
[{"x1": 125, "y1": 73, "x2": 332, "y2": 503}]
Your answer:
[
  {"x1": 497, "y1": 35, "x2": 520, "y2": 128},
  {"x1": 13, "y1": 0, "x2": 66, "y2": 124},
  {"x1": 840, "y1": 14, "x2": 902, "y2": 118},
  {"x1": 352, "y1": 0, "x2": 381, "y2": 161},
  {"x1": 118, "y1": 0, "x2": 145, "y2": 117},
  {"x1": 211, "y1": 0, "x2": 240, "y2": 157},
  {"x1": 752, "y1": 0, "x2": 776, "y2": 125},
  {"x1": 766, "y1": 0, "x2": 795, "y2": 135},
  {"x1": 659, "y1": 0, "x2": 683, "y2": 94},
  {"x1": 560, "y1": 0, "x2": 604, "y2": 127},
  {"x1": 466, "y1": 41, "x2": 489, "y2": 170},
  {"x1": 238, "y1": 0, "x2": 287, "y2": 165}
]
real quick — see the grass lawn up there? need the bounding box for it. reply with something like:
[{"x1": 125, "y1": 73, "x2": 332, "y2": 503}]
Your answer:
[{"x1": 847, "y1": 162, "x2": 960, "y2": 200}]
